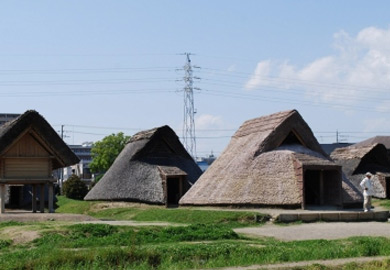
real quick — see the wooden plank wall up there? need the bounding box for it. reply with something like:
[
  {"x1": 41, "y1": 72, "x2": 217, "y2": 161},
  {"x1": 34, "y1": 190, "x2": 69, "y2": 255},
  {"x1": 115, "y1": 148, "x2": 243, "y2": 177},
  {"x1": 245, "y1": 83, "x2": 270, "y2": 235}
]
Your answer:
[{"x1": 1, "y1": 133, "x2": 52, "y2": 179}]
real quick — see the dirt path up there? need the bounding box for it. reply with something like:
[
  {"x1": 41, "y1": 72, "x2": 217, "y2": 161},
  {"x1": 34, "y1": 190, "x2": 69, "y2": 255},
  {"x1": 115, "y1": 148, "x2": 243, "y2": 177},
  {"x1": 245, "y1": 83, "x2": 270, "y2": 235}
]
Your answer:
[
  {"x1": 202, "y1": 256, "x2": 390, "y2": 270},
  {"x1": 234, "y1": 221, "x2": 390, "y2": 241},
  {"x1": 0, "y1": 213, "x2": 98, "y2": 222},
  {"x1": 78, "y1": 220, "x2": 182, "y2": 226}
]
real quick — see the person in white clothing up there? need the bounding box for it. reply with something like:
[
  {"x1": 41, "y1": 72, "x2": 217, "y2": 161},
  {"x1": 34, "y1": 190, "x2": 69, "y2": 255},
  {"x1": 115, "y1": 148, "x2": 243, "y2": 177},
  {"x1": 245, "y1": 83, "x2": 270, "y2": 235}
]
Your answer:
[{"x1": 360, "y1": 172, "x2": 373, "y2": 212}]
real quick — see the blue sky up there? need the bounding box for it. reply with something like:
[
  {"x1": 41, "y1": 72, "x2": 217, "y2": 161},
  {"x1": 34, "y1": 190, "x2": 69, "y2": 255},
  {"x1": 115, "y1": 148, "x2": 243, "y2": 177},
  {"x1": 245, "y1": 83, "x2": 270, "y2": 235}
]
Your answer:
[{"x1": 1, "y1": 1, "x2": 390, "y2": 157}]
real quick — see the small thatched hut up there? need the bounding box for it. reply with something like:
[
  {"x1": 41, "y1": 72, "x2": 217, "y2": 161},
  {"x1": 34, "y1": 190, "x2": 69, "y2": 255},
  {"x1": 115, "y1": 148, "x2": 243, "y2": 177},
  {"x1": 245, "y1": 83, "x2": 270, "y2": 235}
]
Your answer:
[
  {"x1": 331, "y1": 143, "x2": 390, "y2": 199},
  {"x1": 180, "y1": 110, "x2": 358, "y2": 209},
  {"x1": 0, "y1": 110, "x2": 80, "y2": 213},
  {"x1": 84, "y1": 125, "x2": 202, "y2": 205},
  {"x1": 354, "y1": 136, "x2": 390, "y2": 162}
]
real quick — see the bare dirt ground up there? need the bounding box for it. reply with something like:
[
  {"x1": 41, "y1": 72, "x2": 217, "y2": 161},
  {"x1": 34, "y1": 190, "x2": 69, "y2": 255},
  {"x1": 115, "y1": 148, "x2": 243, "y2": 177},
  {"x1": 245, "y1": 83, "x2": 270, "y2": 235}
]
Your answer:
[
  {"x1": 202, "y1": 256, "x2": 390, "y2": 270},
  {"x1": 0, "y1": 227, "x2": 40, "y2": 244},
  {"x1": 0, "y1": 212, "x2": 98, "y2": 222},
  {"x1": 235, "y1": 221, "x2": 390, "y2": 241}
]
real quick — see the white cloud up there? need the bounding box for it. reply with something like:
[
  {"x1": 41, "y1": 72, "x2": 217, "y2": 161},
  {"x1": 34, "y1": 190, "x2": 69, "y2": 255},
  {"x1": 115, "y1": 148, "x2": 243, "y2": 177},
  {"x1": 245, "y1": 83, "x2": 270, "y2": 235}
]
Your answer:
[
  {"x1": 195, "y1": 114, "x2": 224, "y2": 129},
  {"x1": 244, "y1": 60, "x2": 272, "y2": 89},
  {"x1": 244, "y1": 26, "x2": 390, "y2": 112}
]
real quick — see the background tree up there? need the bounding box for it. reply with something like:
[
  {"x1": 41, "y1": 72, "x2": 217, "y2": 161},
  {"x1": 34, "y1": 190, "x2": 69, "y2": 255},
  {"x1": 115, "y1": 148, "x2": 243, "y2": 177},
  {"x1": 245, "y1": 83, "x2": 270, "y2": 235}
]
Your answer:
[
  {"x1": 89, "y1": 132, "x2": 130, "y2": 176},
  {"x1": 62, "y1": 174, "x2": 88, "y2": 200}
]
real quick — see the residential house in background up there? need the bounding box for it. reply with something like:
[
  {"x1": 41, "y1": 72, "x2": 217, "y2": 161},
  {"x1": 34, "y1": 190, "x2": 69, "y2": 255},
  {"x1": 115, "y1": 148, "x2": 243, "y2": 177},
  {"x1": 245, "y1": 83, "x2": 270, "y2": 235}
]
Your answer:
[{"x1": 61, "y1": 142, "x2": 93, "y2": 187}]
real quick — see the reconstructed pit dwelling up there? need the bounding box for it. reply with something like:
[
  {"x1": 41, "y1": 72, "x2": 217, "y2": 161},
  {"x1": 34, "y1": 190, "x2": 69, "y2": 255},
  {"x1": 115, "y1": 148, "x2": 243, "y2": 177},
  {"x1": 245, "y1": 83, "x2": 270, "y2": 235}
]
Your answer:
[
  {"x1": 180, "y1": 110, "x2": 362, "y2": 209},
  {"x1": 84, "y1": 125, "x2": 202, "y2": 206}
]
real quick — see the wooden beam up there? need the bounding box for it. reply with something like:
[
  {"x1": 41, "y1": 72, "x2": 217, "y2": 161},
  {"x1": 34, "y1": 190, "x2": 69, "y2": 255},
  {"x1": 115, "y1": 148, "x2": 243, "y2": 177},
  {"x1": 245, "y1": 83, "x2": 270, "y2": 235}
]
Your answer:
[
  {"x1": 48, "y1": 183, "x2": 54, "y2": 213},
  {"x1": 0, "y1": 184, "x2": 5, "y2": 214}
]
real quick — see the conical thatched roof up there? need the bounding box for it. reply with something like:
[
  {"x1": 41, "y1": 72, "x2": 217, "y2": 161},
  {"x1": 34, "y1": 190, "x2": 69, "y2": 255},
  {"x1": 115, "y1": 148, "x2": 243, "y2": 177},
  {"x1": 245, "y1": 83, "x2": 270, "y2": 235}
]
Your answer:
[
  {"x1": 331, "y1": 143, "x2": 390, "y2": 199},
  {"x1": 180, "y1": 110, "x2": 347, "y2": 207},
  {"x1": 84, "y1": 125, "x2": 202, "y2": 204},
  {"x1": 0, "y1": 110, "x2": 79, "y2": 168}
]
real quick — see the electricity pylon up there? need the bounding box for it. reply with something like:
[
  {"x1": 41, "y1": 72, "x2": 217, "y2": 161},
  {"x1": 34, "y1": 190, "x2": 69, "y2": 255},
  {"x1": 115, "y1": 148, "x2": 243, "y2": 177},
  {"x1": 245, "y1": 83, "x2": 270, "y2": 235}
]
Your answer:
[{"x1": 182, "y1": 53, "x2": 198, "y2": 160}]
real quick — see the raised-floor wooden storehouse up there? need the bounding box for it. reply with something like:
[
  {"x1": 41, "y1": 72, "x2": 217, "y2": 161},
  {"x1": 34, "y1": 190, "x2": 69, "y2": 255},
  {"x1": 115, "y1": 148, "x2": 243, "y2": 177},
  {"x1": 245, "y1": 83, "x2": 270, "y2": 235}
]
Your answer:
[
  {"x1": 180, "y1": 110, "x2": 358, "y2": 209},
  {"x1": 0, "y1": 110, "x2": 79, "y2": 213},
  {"x1": 84, "y1": 125, "x2": 202, "y2": 205},
  {"x1": 331, "y1": 143, "x2": 390, "y2": 200}
]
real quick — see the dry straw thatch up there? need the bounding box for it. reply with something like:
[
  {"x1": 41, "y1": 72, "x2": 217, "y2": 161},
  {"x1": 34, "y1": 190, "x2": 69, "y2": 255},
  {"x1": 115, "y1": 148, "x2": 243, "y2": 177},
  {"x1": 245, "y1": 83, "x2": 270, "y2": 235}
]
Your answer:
[
  {"x1": 84, "y1": 125, "x2": 202, "y2": 204},
  {"x1": 180, "y1": 109, "x2": 354, "y2": 208},
  {"x1": 0, "y1": 110, "x2": 79, "y2": 168},
  {"x1": 331, "y1": 143, "x2": 390, "y2": 199}
]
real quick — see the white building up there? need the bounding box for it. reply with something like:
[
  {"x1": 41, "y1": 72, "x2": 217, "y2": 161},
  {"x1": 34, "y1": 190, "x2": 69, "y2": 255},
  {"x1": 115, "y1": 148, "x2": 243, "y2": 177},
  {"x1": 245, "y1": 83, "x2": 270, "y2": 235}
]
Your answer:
[{"x1": 60, "y1": 142, "x2": 93, "y2": 187}]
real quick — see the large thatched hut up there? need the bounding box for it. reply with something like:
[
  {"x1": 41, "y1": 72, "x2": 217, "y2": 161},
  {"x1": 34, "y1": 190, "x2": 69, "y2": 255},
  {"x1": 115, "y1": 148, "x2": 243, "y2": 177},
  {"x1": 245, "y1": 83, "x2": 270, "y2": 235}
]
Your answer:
[
  {"x1": 84, "y1": 125, "x2": 202, "y2": 205},
  {"x1": 180, "y1": 110, "x2": 360, "y2": 209},
  {"x1": 0, "y1": 110, "x2": 79, "y2": 213},
  {"x1": 331, "y1": 143, "x2": 390, "y2": 199}
]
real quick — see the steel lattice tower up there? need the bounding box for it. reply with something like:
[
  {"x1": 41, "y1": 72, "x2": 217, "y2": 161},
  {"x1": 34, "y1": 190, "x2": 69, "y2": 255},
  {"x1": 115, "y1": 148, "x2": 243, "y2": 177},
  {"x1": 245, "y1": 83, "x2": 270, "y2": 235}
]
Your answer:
[{"x1": 183, "y1": 53, "x2": 197, "y2": 159}]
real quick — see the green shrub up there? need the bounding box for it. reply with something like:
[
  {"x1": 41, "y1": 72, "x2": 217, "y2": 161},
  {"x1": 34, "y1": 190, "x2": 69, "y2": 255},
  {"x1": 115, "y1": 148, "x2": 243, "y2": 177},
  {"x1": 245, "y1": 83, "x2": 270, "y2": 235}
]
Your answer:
[{"x1": 62, "y1": 174, "x2": 88, "y2": 200}]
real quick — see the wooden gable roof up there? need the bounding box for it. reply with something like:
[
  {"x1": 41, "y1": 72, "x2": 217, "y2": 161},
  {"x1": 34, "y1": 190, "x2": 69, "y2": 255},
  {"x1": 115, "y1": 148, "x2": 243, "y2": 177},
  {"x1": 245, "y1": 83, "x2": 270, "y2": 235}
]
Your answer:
[{"x1": 0, "y1": 110, "x2": 79, "y2": 169}]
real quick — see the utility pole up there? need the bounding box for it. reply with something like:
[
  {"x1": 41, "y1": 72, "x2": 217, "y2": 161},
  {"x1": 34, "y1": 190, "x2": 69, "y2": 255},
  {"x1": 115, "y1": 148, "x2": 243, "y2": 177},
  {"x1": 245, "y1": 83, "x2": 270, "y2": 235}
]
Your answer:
[
  {"x1": 60, "y1": 125, "x2": 65, "y2": 190},
  {"x1": 182, "y1": 53, "x2": 199, "y2": 160}
]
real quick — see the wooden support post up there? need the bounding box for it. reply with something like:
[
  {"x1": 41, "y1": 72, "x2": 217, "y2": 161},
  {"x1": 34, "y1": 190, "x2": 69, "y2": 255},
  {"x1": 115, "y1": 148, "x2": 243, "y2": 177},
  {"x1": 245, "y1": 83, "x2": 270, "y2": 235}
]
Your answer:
[
  {"x1": 40, "y1": 184, "x2": 45, "y2": 213},
  {"x1": 32, "y1": 185, "x2": 37, "y2": 213},
  {"x1": 0, "y1": 184, "x2": 5, "y2": 214},
  {"x1": 48, "y1": 183, "x2": 54, "y2": 213}
]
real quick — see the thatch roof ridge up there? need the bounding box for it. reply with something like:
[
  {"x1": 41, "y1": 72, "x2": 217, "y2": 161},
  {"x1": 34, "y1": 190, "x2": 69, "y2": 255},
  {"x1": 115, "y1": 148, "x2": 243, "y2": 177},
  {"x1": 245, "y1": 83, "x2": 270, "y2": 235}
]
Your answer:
[
  {"x1": 330, "y1": 143, "x2": 381, "y2": 160},
  {"x1": 129, "y1": 126, "x2": 162, "y2": 143},
  {"x1": 234, "y1": 109, "x2": 296, "y2": 138},
  {"x1": 0, "y1": 110, "x2": 79, "y2": 168},
  {"x1": 131, "y1": 125, "x2": 194, "y2": 161},
  {"x1": 235, "y1": 109, "x2": 328, "y2": 157},
  {"x1": 354, "y1": 136, "x2": 390, "y2": 149}
]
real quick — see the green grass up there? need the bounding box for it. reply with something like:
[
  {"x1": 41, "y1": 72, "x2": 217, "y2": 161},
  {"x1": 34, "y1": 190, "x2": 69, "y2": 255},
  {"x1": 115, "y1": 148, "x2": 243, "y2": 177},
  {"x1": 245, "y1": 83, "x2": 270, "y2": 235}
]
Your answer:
[
  {"x1": 55, "y1": 196, "x2": 269, "y2": 227},
  {"x1": 55, "y1": 196, "x2": 97, "y2": 215},
  {"x1": 3, "y1": 224, "x2": 390, "y2": 270},
  {"x1": 374, "y1": 198, "x2": 390, "y2": 209},
  {"x1": 1, "y1": 196, "x2": 386, "y2": 269},
  {"x1": 0, "y1": 221, "x2": 25, "y2": 229}
]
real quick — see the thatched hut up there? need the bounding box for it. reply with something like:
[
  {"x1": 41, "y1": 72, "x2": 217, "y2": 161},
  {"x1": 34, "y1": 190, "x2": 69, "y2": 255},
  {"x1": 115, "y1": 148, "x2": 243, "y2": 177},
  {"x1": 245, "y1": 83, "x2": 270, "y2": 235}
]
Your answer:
[
  {"x1": 180, "y1": 110, "x2": 355, "y2": 209},
  {"x1": 353, "y1": 136, "x2": 390, "y2": 162},
  {"x1": 0, "y1": 110, "x2": 79, "y2": 213},
  {"x1": 331, "y1": 143, "x2": 390, "y2": 199},
  {"x1": 84, "y1": 125, "x2": 202, "y2": 205}
]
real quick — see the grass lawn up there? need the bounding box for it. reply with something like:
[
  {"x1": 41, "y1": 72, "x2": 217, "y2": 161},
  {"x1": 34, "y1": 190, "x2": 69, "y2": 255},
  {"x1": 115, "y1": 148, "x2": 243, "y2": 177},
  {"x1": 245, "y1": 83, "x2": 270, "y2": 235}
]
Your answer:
[{"x1": 0, "y1": 197, "x2": 390, "y2": 269}]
